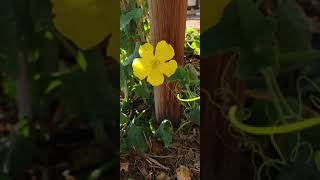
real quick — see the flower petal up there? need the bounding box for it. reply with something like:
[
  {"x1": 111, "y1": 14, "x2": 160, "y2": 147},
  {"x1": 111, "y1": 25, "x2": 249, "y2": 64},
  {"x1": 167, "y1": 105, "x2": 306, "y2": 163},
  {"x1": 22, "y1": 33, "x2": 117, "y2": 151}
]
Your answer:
[
  {"x1": 132, "y1": 58, "x2": 151, "y2": 80},
  {"x1": 155, "y1": 40, "x2": 175, "y2": 62},
  {"x1": 139, "y1": 43, "x2": 154, "y2": 59},
  {"x1": 53, "y1": 0, "x2": 116, "y2": 50},
  {"x1": 158, "y1": 60, "x2": 178, "y2": 77},
  {"x1": 147, "y1": 69, "x2": 164, "y2": 86}
]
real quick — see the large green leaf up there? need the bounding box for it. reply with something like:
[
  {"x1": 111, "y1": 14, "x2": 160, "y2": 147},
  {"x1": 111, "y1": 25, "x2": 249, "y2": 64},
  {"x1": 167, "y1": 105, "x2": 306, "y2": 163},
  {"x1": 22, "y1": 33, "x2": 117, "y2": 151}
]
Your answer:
[
  {"x1": 237, "y1": 46, "x2": 276, "y2": 79},
  {"x1": 0, "y1": 174, "x2": 10, "y2": 180},
  {"x1": 5, "y1": 135, "x2": 34, "y2": 178},
  {"x1": 277, "y1": 163, "x2": 320, "y2": 180},
  {"x1": 0, "y1": 0, "x2": 19, "y2": 77},
  {"x1": 61, "y1": 50, "x2": 117, "y2": 118},
  {"x1": 201, "y1": 0, "x2": 241, "y2": 55},
  {"x1": 126, "y1": 123, "x2": 148, "y2": 152},
  {"x1": 276, "y1": 0, "x2": 312, "y2": 52},
  {"x1": 201, "y1": 0, "x2": 276, "y2": 78},
  {"x1": 276, "y1": 133, "x2": 320, "y2": 179},
  {"x1": 29, "y1": 0, "x2": 53, "y2": 29},
  {"x1": 134, "y1": 83, "x2": 151, "y2": 99},
  {"x1": 29, "y1": 29, "x2": 59, "y2": 121}
]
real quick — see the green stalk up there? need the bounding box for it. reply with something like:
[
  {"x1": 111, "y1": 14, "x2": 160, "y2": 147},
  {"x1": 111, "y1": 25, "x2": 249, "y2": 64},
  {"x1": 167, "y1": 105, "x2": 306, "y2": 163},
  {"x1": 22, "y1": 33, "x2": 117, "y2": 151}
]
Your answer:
[
  {"x1": 228, "y1": 106, "x2": 320, "y2": 135},
  {"x1": 176, "y1": 94, "x2": 200, "y2": 102},
  {"x1": 262, "y1": 68, "x2": 285, "y2": 118},
  {"x1": 279, "y1": 50, "x2": 320, "y2": 66}
]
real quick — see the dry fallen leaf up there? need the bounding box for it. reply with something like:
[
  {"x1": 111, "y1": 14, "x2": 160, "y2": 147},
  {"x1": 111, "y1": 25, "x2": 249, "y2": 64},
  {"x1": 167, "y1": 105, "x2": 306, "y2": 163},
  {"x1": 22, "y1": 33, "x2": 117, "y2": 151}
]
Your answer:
[
  {"x1": 5, "y1": 123, "x2": 14, "y2": 133},
  {"x1": 194, "y1": 161, "x2": 200, "y2": 170},
  {"x1": 120, "y1": 162, "x2": 129, "y2": 172},
  {"x1": 176, "y1": 165, "x2": 192, "y2": 180},
  {"x1": 138, "y1": 167, "x2": 148, "y2": 177},
  {"x1": 65, "y1": 175, "x2": 76, "y2": 180},
  {"x1": 0, "y1": 123, "x2": 4, "y2": 132},
  {"x1": 62, "y1": 170, "x2": 76, "y2": 180},
  {"x1": 150, "y1": 140, "x2": 163, "y2": 154},
  {"x1": 156, "y1": 171, "x2": 170, "y2": 180}
]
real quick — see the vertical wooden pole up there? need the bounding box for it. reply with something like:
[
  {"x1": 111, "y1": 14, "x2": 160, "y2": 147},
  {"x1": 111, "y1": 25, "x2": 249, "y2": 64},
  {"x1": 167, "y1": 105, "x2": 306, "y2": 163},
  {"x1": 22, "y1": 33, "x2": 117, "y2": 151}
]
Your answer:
[
  {"x1": 17, "y1": 52, "x2": 31, "y2": 120},
  {"x1": 201, "y1": 54, "x2": 245, "y2": 179},
  {"x1": 149, "y1": 0, "x2": 187, "y2": 126}
]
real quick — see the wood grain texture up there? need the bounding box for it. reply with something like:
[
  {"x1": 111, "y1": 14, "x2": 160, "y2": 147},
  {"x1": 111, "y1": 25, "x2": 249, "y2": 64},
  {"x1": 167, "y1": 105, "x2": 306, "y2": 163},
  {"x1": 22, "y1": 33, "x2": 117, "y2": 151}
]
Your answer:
[
  {"x1": 17, "y1": 52, "x2": 31, "y2": 120},
  {"x1": 149, "y1": 0, "x2": 187, "y2": 126},
  {"x1": 201, "y1": 54, "x2": 245, "y2": 179}
]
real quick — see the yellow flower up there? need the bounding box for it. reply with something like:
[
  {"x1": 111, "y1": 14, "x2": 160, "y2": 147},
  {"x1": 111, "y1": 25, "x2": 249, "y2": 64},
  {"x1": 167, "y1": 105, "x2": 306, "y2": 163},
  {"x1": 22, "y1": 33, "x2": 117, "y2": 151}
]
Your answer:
[{"x1": 132, "y1": 41, "x2": 178, "y2": 86}]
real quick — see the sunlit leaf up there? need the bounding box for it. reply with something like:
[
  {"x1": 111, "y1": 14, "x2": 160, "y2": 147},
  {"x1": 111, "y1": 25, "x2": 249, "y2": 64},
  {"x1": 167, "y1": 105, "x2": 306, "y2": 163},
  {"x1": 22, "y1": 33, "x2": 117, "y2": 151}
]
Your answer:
[
  {"x1": 52, "y1": 0, "x2": 119, "y2": 59},
  {"x1": 155, "y1": 120, "x2": 173, "y2": 148},
  {"x1": 46, "y1": 79, "x2": 62, "y2": 93},
  {"x1": 76, "y1": 51, "x2": 88, "y2": 71},
  {"x1": 201, "y1": 0, "x2": 230, "y2": 33}
]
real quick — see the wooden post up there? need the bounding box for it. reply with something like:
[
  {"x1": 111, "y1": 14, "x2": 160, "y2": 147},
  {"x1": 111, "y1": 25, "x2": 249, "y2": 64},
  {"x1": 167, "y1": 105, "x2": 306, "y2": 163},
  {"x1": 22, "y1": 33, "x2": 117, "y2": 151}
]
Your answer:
[
  {"x1": 149, "y1": 0, "x2": 187, "y2": 126},
  {"x1": 17, "y1": 52, "x2": 32, "y2": 120},
  {"x1": 201, "y1": 54, "x2": 245, "y2": 179}
]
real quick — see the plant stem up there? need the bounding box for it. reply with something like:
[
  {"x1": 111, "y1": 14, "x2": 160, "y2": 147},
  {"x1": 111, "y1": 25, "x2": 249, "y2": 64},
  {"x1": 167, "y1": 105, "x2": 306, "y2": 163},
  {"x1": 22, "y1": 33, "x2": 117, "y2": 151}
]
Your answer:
[
  {"x1": 279, "y1": 50, "x2": 320, "y2": 66},
  {"x1": 262, "y1": 68, "x2": 296, "y2": 120},
  {"x1": 228, "y1": 106, "x2": 320, "y2": 135}
]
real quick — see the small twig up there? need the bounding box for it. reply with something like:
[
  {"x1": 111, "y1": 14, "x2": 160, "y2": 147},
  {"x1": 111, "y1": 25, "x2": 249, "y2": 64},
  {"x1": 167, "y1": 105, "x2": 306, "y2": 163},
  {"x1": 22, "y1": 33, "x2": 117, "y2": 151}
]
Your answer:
[
  {"x1": 143, "y1": 154, "x2": 170, "y2": 171},
  {"x1": 145, "y1": 154, "x2": 176, "y2": 159}
]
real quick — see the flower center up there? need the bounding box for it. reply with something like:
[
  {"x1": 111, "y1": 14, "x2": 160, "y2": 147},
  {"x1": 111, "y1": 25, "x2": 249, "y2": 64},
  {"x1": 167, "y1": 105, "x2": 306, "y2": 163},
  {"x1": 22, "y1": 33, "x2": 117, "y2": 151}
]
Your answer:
[{"x1": 151, "y1": 59, "x2": 161, "y2": 69}]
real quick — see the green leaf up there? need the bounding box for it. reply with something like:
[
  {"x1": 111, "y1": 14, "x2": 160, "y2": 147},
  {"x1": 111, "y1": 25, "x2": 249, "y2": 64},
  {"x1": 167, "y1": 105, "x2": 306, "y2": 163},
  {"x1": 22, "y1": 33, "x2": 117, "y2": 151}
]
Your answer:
[
  {"x1": 0, "y1": 174, "x2": 10, "y2": 180},
  {"x1": 277, "y1": 133, "x2": 320, "y2": 179},
  {"x1": 120, "y1": 112, "x2": 129, "y2": 125},
  {"x1": 201, "y1": 0, "x2": 240, "y2": 56},
  {"x1": 17, "y1": 119, "x2": 30, "y2": 137},
  {"x1": 134, "y1": 83, "x2": 150, "y2": 99},
  {"x1": 185, "y1": 64, "x2": 199, "y2": 81},
  {"x1": 5, "y1": 135, "x2": 34, "y2": 178},
  {"x1": 120, "y1": 8, "x2": 143, "y2": 30},
  {"x1": 62, "y1": 50, "x2": 117, "y2": 118},
  {"x1": 314, "y1": 151, "x2": 320, "y2": 172},
  {"x1": 45, "y1": 79, "x2": 62, "y2": 93},
  {"x1": 44, "y1": 31, "x2": 53, "y2": 40},
  {"x1": 126, "y1": 123, "x2": 148, "y2": 152},
  {"x1": 155, "y1": 120, "x2": 173, "y2": 148},
  {"x1": 168, "y1": 67, "x2": 188, "y2": 82},
  {"x1": 29, "y1": 0, "x2": 52, "y2": 23},
  {"x1": 123, "y1": 42, "x2": 140, "y2": 66},
  {"x1": 201, "y1": 0, "x2": 276, "y2": 78},
  {"x1": 276, "y1": 0, "x2": 312, "y2": 52},
  {"x1": 237, "y1": 46, "x2": 276, "y2": 78},
  {"x1": 77, "y1": 51, "x2": 88, "y2": 71},
  {"x1": 191, "y1": 41, "x2": 200, "y2": 55},
  {"x1": 276, "y1": 162, "x2": 320, "y2": 180},
  {"x1": 187, "y1": 104, "x2": 200, "y2": 126},
  {"x1": 2, "y1": 78, "x2": 16, "y2": 98},
  {"x1": 0, "y1": 0, "x2": 19, "y2": 78}
]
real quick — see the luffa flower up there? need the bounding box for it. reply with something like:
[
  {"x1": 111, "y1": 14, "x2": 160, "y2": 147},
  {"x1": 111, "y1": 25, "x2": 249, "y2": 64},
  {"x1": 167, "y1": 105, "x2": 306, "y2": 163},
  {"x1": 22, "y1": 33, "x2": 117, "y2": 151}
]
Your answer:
[{"x1": 132, "y1": 40, "x2": 178, "y2": 86}]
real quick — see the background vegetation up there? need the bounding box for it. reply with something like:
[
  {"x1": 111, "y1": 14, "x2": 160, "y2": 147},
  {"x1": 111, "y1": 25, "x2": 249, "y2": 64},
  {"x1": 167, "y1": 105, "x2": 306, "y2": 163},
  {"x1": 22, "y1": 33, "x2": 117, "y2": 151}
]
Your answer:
[
  {"x1": 0, "y1": 0, "x2": 119, "y2": 179},
  {"x1": 202, "y1": 0, "x2": 320, "y2": 179}
]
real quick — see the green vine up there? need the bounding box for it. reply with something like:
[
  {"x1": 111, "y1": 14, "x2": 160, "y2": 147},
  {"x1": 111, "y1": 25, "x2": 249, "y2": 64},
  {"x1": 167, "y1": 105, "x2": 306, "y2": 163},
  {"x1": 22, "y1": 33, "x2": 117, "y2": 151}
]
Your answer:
[{"x1": 228, "y1": 105, "x2": 320, "y2": 135}]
